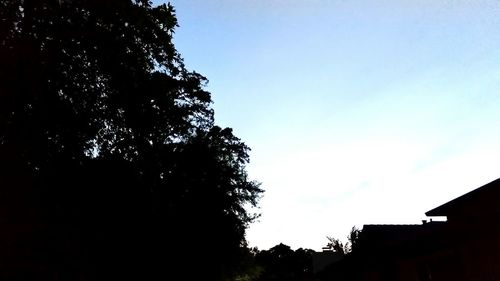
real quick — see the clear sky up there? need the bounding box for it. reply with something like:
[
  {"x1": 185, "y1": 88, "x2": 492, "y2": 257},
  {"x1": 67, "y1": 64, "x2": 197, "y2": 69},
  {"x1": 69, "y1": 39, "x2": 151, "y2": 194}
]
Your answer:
[{"x1": 161, "y1": 0, "x2": 500, "y2": 251}]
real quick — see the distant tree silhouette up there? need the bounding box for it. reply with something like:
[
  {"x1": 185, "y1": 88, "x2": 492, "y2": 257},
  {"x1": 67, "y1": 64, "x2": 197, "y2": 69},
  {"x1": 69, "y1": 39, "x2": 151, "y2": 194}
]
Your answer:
[
  {"x1": 326, "y1": 237, "x2": 348, "y2": 255},
  {"x1": 0, "y1": 0, "x2": 262, "y2": 280},
  {"x1": 325, "y1": 227, "x2": 361, "y2": 255},
  {"x1": 347, "y1": 226, "x2": 361, "y2": 252},
  {"x1": 254, "y1": 243, "x2": 314, "y2": 281}
]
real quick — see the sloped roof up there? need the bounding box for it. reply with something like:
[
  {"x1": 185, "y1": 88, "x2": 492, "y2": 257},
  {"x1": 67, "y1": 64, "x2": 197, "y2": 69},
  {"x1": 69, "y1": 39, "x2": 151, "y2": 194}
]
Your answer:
[
  {"x1": 426, "y1": 178, "x2": 500, "y2": 217},
  {"x1": 359, "y1": 223, "x2": 445, "y2": 246},
  {"x1": 361, "y1": 224, "x2": 422, "y2": 240}
]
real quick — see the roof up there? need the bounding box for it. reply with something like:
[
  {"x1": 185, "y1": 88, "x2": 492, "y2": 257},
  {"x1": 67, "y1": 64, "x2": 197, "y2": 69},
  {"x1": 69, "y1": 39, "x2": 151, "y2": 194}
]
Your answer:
[
  {"x1": 426, "y1": 178, "x2": 500, "y2": 217},
  {"x1": 361, "y1": 224, "x2": 422, "y2": 239},
  {"x1": 360, "y1": 223, "x2": 444, "y2": 245},
  {"x1": 350, "y1": 223, "x2": 447, "y2": 259}
]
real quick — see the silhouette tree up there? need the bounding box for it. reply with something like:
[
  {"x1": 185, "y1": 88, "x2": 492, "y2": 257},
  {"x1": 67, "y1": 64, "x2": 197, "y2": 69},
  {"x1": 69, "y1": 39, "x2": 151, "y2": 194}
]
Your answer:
[
  {"x1": 254, "y1": 243, "x2": 314, "y2": 281},
  {"x1": 0, "y1": 0, "x2": 262, "y2": 280},
  {"x1": 325, "y1": 227, "x2": 361, "y2": 255},
  {"x1": 347, "y1": 226, "x2": 361, "y2": 253},
  {"x1": 326, "y1": 237, "x2": 349, "y2": 255}
]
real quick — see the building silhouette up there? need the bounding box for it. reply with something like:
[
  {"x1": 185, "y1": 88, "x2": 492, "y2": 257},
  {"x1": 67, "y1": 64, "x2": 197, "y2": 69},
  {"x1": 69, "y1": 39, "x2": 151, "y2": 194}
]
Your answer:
[{"x1": 316, "y1": 178, "x2": 500, "y2": 281}]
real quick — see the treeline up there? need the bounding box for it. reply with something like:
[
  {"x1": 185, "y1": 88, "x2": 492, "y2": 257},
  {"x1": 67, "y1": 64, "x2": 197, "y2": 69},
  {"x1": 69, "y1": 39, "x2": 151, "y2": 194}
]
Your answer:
[
  {"x1": 237, "y1": 227, "x2": 361, "y2": 281},
  {"x1": 237, "y1": 244, "x2": 315, "y2": 281}
]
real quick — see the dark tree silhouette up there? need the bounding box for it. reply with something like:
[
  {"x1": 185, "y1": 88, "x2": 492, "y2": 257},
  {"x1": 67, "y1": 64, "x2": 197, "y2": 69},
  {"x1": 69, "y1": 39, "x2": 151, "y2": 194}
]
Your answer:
[
  {"x1": 325, "y1": 227, "x2": 361, "y2": 255},
  {"x1": 0, "y1": 0, "x2": 262, "y2": 280},
  {"x1": 254, "y1": 244, "x2": 314, "y2": 281}
]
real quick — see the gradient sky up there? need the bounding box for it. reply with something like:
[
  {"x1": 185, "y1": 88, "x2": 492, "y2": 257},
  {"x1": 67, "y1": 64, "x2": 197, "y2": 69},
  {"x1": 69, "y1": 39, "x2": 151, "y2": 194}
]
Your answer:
[{"x1": 161, "y1": 0, "x2": 500, "y2": 251}]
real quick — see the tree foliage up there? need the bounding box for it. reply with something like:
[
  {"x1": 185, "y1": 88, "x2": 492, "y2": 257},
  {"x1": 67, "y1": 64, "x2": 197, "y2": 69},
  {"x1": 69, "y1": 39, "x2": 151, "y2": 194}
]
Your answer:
[
  {"x1": 253, "y1": 244, "x2": 315, "y2": 281},
  {"x1": 0, "y1": 0, "x2": 262, "y2": 280},
  {"x1": 325, "y1": 227, "x2": 361, "y2": 255}
]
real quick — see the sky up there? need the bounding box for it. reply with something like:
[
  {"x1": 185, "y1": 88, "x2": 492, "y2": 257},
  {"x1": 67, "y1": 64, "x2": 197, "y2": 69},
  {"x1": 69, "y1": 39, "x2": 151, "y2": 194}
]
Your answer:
[{"x1": 161, "y1": 0, "x2": 500, "y2": 251}]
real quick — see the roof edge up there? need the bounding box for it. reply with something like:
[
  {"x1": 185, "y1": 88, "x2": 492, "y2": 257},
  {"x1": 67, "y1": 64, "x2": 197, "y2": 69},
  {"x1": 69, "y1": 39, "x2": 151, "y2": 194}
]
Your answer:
[{"x1": 425, "y1": 178, "x2": 500, "y2": 217}]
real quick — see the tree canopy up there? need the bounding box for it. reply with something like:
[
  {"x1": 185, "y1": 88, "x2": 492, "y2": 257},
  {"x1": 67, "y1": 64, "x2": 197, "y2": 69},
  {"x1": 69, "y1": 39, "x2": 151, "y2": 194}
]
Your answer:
[
  {"x1": 0, "y1": 0, "x2": 262, "y2": 280},
  {"x1": 253, "y1": 243, "x2": 314, "y2": 281}
]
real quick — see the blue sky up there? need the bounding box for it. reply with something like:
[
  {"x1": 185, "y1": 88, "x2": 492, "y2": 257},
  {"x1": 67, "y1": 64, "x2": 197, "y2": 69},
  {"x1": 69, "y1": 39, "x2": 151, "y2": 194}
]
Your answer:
[{"x1": 162, "y1": 0, "x2": 500, "y2": 250}]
